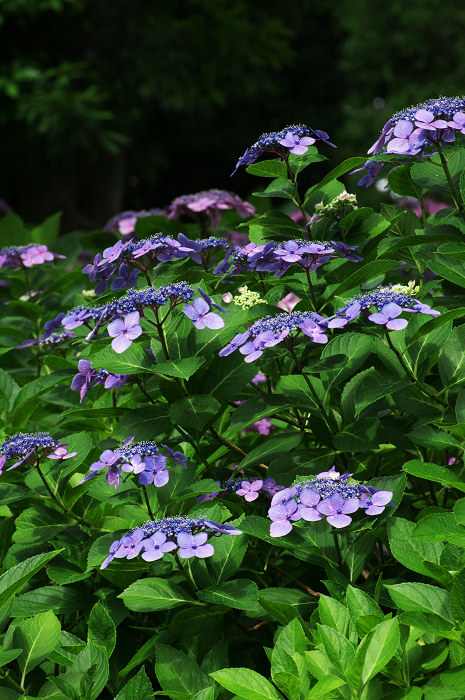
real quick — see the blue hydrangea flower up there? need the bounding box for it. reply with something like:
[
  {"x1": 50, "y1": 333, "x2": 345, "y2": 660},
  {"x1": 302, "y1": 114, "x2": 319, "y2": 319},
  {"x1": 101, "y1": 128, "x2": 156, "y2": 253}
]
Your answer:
[
  {"x1": 80, "y1": 438, "x2": 187, "y2": 489},
  {"x1": 355, "y1": 96, "x2": 465, "y2": 186},
  {"x1": 232, "y1": 124, "x2": 335, "y2": 175},
  {"x1": 0, "y1": 432, "x2": 77, "y2": 474},
  {"x1": 100, "y1": 516, "x2": 241, "y2": 569},
  {"x1": 70, "y1": 360, "x2": 130, "y2": 402},
  {"x1": 266, "y1": 469, "x2": 394, "y2": 536}
]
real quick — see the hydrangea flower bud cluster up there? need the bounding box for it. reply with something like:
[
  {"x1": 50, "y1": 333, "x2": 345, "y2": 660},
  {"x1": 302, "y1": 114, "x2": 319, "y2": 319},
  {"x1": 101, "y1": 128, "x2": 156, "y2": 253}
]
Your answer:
[
  {"x1": 103, "y1": 208, "x2": 166, "y2": 236},
  {"x1": 70, "y1": 360, "x2": 130, "y2": 403},
  {"x1": 313, "y1": 191, "x2": 358, "y2": 221},
  {"x1": 167, "y1": 189, "x2": 256, "y2": 229},
  {"x1": 327, "y1": 284, "x2": 440, "y2": 330},
  {"x1": 219, "y1": 310, "x2": 329, "y2": 363},
  {"x1": 80, "y1": 437, "x2": 187, "y2": 489},
  {"x1": 83, "y1": 234, "x2": 230, "y2": 294},
  {"x1": 17, "y1": 329, "x2": 76, "y2": 349},
  {"x1": 267, "y1": 467, "x2": 394, "y2": 535},
  {"x1": 0, "y1": 432, "x2": 77, "y2": 473},
  {"x1": 355, "y1": 95, "x2": 465, "y2": 186},
  {"x1": 232, "y1": 286, "x2": 265, "y2": 310},
  {"x1": 214, "y1": 239, "x2": 362, "y2": 278},
  {"x1": 232, "y1": 124, "x2": 335, "y2": 174},
  {"x1": 197, "y1": 476, "x2": 283, "y2": 503},
  {"x1": 0, "y1": 244, "x2": 65, "y2": 269},
  {"x1": 100, "y1": 516, "x2": 242, "y2": 569}
]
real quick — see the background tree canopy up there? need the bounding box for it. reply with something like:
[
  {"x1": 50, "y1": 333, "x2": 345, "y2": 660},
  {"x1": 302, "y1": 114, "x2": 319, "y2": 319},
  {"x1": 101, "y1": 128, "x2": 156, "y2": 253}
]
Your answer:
[{"x1": 1, "y1": 0, "x2": 465, "y2": 229}]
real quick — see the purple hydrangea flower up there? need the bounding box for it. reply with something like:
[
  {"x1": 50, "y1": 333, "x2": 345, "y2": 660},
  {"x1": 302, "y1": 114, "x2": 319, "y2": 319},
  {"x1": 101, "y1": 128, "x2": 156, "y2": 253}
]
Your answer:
[
  {"x1": 297, "y1": 489, "x2": 323, "y2": 521},
  {"x1": 70, "y1": 360, "x2": 95, "y2": 402},
  {"x1": 161, "y1": 444, "x2": 188, "y2": 468},
  {"x1": 278, "y1": 131, "x2": 316, "y2": 154},
  {"x1": 111, "y1": 263, "x2": 140, "y2": 291},
  {"x1": 368, "y1": 302, "x2": 408, "y2": 331},
  {"x1": 113, "y1": 528, "x2": 146, "y2": 559},
  {"x1": 316, "y1": 494, "x2": 360, "y2": 528},
  {"x1": 359, "y1": 489, "x2": 394, "y2": 515},
  {"x1": 141, "y1": 532, "x2": 177, "y2": 561},
  {"x1": 236, "y1": 479, "x2": 263, "y2": 502},
  {"x1": 182, "y1": 298, "x2": 225, "y2": 330},
  {"x1": 0, "y1": 432, "x2": 76, "y2": 473},
  {"x1": 137, "y1": 455, "x2": 169, "y2": 487},
  {"x1": 177, "y1": 532, "x2": 214, "y2": 559},
  {"x1": 108, "y1": 311, "x2": 143, "y2": 353},
  {"x1": 269, "y1": 500, "x2": 301, "y2": 537}
]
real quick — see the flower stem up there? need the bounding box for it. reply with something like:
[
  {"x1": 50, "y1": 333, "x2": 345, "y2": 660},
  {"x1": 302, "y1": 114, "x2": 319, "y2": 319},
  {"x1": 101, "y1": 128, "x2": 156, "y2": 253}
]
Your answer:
[
  {"x1": 332, "y1": 531, "x2": 342, "y2": 566},
  {"x1": 36, "y1": 461, "x2": 91, "y2": 527},
  {"x1": 386, "y1": 333, "x2": 447, "y2": 407},
  {"x1": 208, "y1": 425, "x2": 268, "y2": 470},
  {"x1": 438, "y1": 149, "x2": 465, "y2": 220},
  {"x1": 142, "y1": 485, "x2": 155, "y2": 519},
  {"x1": 132, "y1": 377, "x2": 155, "y2": 403}
]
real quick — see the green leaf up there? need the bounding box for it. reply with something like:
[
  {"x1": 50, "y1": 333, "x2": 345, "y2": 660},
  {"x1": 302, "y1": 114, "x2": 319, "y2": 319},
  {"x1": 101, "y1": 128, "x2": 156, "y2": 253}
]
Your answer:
[
  {"x1": 253, "y1": 177, "x2": 295, "y2": 201},
  {"x1": 412, "y1": 513, "x2": 465, "y2": 545},
  {"x1": 13, "y1": 609, "x2": 61, "y2": 675},
  {"x1": 87, "y1": 603, "x2": 116, "y2": 658},
  {"x1": 114, "y1": 404, "x2": 171, "y2": 441},
  {"x1": 205, "y1": 523, "x2": 248, "y2": 584},
  {"x1": 385, "y1": 582, "x2": 453, "y2": 621},
  {"x1": 210, "y1": 668, "x2": 285, "y2": 700},
  {"x1": 0, "y1": 649, "x2": 22, "y2": 667},
  {"x1": 12, "y1": 586, "x2": 83, "y2": 617},
  {"x1": 402, "y1": 460, "x2": 465, "y2": 492},
  {"x1": 317, "y1": 624, "x2": 355, "y2": 673},
  {"x1": 118, "y1": 577, "x2": 195, "y2": 612},
  {"x1": 318, "y1": 595, "x2": 354, "y2": 641},
  {"x1": 246, "y1": 209, "x2": 304, "y2": 243},
  {"x1": 408, "y1": 308, "x2": 465, "y2": 344},
  {"x1": 275, "y1": 374, "x2": 324, "y2": 410},
  {"x1": 13, "y1": 507, "x2": 72, "y2": 546},
  {"x1": 353, "y1": 369, "x2": 409, "y2": 416},
  {"x1": 307, "y1": 676, "x2": 346, "y2": 698},
  {"x1": 356, "y1": 618, "x2": 400, "y2": 687},
  {"x1": 320, "y1": 333, "x2": 373, "y2": 388},
  {"x1": 72, "y1": 644, "x2": 109, "y2": 700},
  {"x1": 154, "y1": 357, "x2": 205, "y2": 379},
  {"x1": 199, "y1": 353, "x2": 257, "y2": 401},
  {"x1": 246, "y1": 160, "x2": 287, "y2": 178},
  {"x1": 388, "y1": 164, "x2": 424, "y2": 198},
  {"x1": 259, "y1": 587, "x2": 316, "y2": 625},
  {"x1": 387, "y1": 518, "x2": 444, "y2": 578},
  {"x1": 86, "y1": 345, "x2": 154, "y2": 375},
  {"x1": 289, "y1": 147, "x2": 327, "y2": 175},
  {"x1": 114, "y1": 667, "x2": 154, "y2": 700},
  {"x1": 323, "y1": 260, "x2": 398, "y2": 302},
  {"x1": 450, "y1": 568, "x2": 465, "y2": 621},
  {"x1": 333, "y1": 417, "x2": 381, "y2": 452},
  {"x1": 417, "y1": 251, "x2": 465, "y2": 288},
  {"x1": 238, "y1": 432, "x2": 301, "y2": 469},
  {"x1": 198, "y1": 579, "x2": 259, "y2": 610},
  {"x1": 31, "y1": 212, "x2": 61, "y2": 246},
  {"x1": 170, "y1": 395, "x2": 220, "y2": 429},
  {"x1": 304, "y1": 157, "x2": 368, "y2": 202},
  {"x1": 439, "y1": 324, "x2": 465, "y2": 389},
  {"x1": 228, "y1": 395, "x2": 293, "y2": 434},
  {"x1": 0, "y1": 213, "x2": 28, "y2": 246},
  {"x1": 156, "y1": 644, "x2": 211, "y2": 699},
  {"x1": 412, "y1": 149, "x2": 465, "y2": 196},
  {"x1": 0, "y1": 550, "x2": 61, "y2": 614},
  {"x1": 406, "y1": 426, "x2": 460, "y2": 450}
]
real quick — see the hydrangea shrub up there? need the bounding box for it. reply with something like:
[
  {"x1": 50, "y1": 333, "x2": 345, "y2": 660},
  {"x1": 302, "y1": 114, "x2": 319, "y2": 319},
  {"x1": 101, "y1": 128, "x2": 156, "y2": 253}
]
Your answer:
[{"x1": 1, "y1": 106, "x2": 465, "y2": 698}]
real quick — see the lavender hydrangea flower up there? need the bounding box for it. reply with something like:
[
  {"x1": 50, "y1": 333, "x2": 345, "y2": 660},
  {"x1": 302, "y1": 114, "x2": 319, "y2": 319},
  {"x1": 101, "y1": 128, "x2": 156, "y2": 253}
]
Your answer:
[
  {"x1": 232, "y1": 123, "x2": 335, "y2": 175},
  {"x1": 266, "y1": 472, "x2": 394, "y2": 536},
  {"x1": 80, "y1": 438, "x2": 187, "y2": 489},
  {"x1": 104, "y1": 208, "x2": 166, "y2": 236},
  {"x1": 182, "y1": 298, "x2": 225, "y2": 330},
  {"x1": 107, "y1": 311, "x2": 143, "y2": 353},
  {"x1": 168, "y1": 189, "x2": 256, "y2": 229},
  {"x1": 328, "y1": 284, "x2": 440, "y2": 330},
  {"x1": 177, "y1": 532, "x2": 214, "y2": 559},
  {"x1": 0, "y1": 244, "x2": 65, "y2": 269},
  {"x1": 236, "y1": 479, "x2": 263, "y2": 502},
  {"x1": 359, "y1": 488, "x2": 394, "y2": 515},
  {"x1": 100, "y1": 516, "x2": 241, "y2": 569},
  {"x1": 368, "y1": 303, "x2": 409, "y2": 331},
  {"x1": 355, "y1": 96, "x2": 465, "y2": 186},
  {"x1": 317, "y1": 494, "x2": 360, "y2": 528},
  {"x1": 141, "y1": 532, "x2": 177, "y2": 561},
  {"x1": 70, "y1": 360, "x2": 130, "y2": 402},
  {"x1": 111, "y1": 264, "x2": 140, "y2": 291},
  {"x1": 0, "y1": 432, "x2": 76, "y2": 474}
]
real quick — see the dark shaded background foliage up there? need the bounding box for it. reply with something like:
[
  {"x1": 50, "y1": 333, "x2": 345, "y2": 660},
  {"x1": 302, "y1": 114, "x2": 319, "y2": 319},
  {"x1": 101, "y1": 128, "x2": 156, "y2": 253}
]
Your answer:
[{"x1": 1, "y1": 0, "x2": 465, "y2": 229}]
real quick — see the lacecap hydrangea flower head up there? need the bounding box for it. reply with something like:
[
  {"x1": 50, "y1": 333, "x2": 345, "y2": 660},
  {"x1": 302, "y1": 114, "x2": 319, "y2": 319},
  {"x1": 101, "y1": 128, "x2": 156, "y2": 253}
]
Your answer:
[
  {"x1": 0, "y1": 432, "x2": 77, "y2": 473},
  {"x1": 355, "y1": 95, "x2": 465, "y2": 186},
  {"x1": 267, "y1": 467, "x2": 394, "y2": 535}
]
